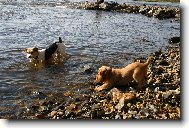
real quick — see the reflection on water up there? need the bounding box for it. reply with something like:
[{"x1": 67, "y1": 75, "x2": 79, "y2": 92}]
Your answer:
[{"x1": 0, "y1": 0, "x2": 180, "y2": 118}]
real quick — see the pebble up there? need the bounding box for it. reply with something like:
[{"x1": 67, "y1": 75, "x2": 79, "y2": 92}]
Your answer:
[
  {"x1": 158, "y1": 60, "x2": 169, "y2": 66},
  {"x1": 50, "y1": 111, "x2": 57, "y2": 117}
]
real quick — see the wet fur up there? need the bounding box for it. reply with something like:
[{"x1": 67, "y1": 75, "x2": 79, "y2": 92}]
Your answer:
[
  {"x1": 95, "y1": 57, "x2": 153, "y2": 91},
  {"x1": 24, "y1": 37, "x2": 66, "y2": 63}
]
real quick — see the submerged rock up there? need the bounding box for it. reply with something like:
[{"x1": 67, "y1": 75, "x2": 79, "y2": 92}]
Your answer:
[
  {"x1": 83, "y1": 64, "x2": 94, "y2": 74},
  {"x1": 168, "y1": 37, "x2": 180, "y2": 44},
  {"x1": 32, "y1": 91, "x2": 47, "y2": 100}
]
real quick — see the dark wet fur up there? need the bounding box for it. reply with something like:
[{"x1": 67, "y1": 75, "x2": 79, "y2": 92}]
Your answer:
[
  {"x1": 45, "y1": 43, "x2": 58, "y2": 60},
  {"x1": 44, "y1": 37, "x2": 63, "y2": 60}
]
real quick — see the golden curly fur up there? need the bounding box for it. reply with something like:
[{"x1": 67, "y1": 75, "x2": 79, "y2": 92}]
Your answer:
[{"x1": 95, "y1": 56, "x2": 153, "y2": 91}]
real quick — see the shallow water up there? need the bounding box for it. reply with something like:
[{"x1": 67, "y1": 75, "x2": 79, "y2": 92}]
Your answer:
[{"x1": 0, "y1": 0, "x2": 180, "y2": 118}]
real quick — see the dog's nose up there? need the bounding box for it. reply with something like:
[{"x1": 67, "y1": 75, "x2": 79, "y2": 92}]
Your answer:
[
  {"x1": 94, "y1": 81, "x2": 102, "y2": 86},
  {"x1": 28, "y1": 56, "x2": 32, "y2": 58}
]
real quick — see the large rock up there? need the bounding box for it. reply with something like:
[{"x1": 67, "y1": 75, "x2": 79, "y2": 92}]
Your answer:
[
  {"x1": 168, "y1": 37, "x2": 180, "y2": 44},
  {"x1": 139, "y1": 6, "x2": 150, "y2": 15},
  {"x1": 99, "y1": 2, "x2": 118, "y2": 11},
  {"x1": 81, "y1": 1, "x2": 98, "y2": 10},
  {"x1": 155, "y1": 9, "x2": 176, "y2": 19}
]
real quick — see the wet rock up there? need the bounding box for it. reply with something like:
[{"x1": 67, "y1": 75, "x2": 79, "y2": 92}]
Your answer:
[
  {"x1": 99, "y1": 2, "x2": 111, "y2": 11},
  {"x1": 39, "y1": 105, "x2": 51, "y2": 114},
  {"x1": 147, "y1": 9, "x2": 156, "y2": 17},
  {"x1": 154, "y1": 50, "x2": 162, "y2": 58},
  {"x1": 32, "y1": 91, "x2": 47, "y2": 100},
  {"x1": 35, "y1": 113, "x2": 45, "y2": 119},
  {"x1": 158, "y1": 60, "x2": 169, "y2": 66},
  {"x1": 155, "y1": 9, "x2": 176, "y2": 19},
  {"x1": 57, "y1": 111, "x2": 64, "y2": 116},
  {"x1": 99, "y1": 1, "x2": 118, "y2": 11},
  {"x1": 128, "y1": 110, "x2": 137, "y2": 115},
  {"x1": 115, "y1": 97, "x2": 125, "y2": 110},
  {"x1": 162, "y1": 91, "x2": 172, "y2": 99},
  {"x1": 81, "y1": 2, "x2": 98, "y2": 10},
  {"x1": 155, "y1": 66, "x2": 164, "y2": 75},
  {"x1": 107, "y1": 88, "x2": 135, "y2": 104},
  {"x1": 91, "y1": 109, "x2": 105, "y2": 119},
  {"x1": 30, "y1": 105, "x2": 40, "y2": 112},
  {"x1": 107, "y1": 88, "x2": 136, "y2": 111},
  {"x1": 83, "y1": 64, "x2": 94, "y2": 74},
  {"x1": 107, "y1": 88, "x2": 122, "y2": 103},
  {"x1": 139, "y1": 108, "x2": 149, "y2": 117},
  {"x1": 174, "y1": 87, "x2": 180, "y2": 95},
  {"x1": 78, "y1": 2, "x2": 180, "y2": 20},
  {"x1": 64, "y1": 91, "x2": 72, "y2": 97},
  {"x1": 168, "y1": 37, "x2": 180, "y2": 44},
  {"x1": 139, "y1": 6, "x2": 150, "y2": 14},
  {"x1": 64, "y1": 103, "x2": 78, "y2": 118},
  {"x1": 66, "y1": 104, "x2": 76, "y2": 111},
  {"x1": 96, "y1": 0, "x2": 104, "y2": 5},
  {"x1": 50, "y1": 111, "x2": 57, "y2": 117},
  {"x1": 41, "y1": 100, "x2": 54, "y2": 107},
  {"x1": 154, "y1": 87, "x2": 159, "y2": 92},
  {"x1": 115, "y1": 114, "x2": 122, "y2": 119}
]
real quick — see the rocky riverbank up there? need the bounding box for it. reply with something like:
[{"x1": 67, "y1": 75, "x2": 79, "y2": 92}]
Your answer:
[
  {"x1": 28, "y1": 1, "x2": 180, "y2": 20},
  {"x1": 16, "y1": 37, "x2": 180, "y2": 119},
  {"x1": 79, "y1": 1, "x2": 180, "y2": 20}
]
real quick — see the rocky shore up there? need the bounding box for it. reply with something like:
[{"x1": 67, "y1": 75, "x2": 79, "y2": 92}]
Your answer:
[
  {"x1": 79, "y1": 1, "x2": 180, "y2": 20},
  {"x1": 17, "y1": 37, "x2": 180, "y2": 119},
  {"x1": 29, "y1": 1, "x2": 180, "y2": 20}
]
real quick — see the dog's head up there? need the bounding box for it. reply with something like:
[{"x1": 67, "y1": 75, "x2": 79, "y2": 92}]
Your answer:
[
  {"x1": 96, "y1": 66, "x2": 112, "y2": 83},
  {"x1": 24, "y1": 47, "x2": 39, "y2": 59}
]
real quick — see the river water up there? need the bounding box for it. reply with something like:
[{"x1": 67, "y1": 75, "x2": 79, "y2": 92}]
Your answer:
[{"x1": 0, "y1": 0, "x2": 180, "y2": 118}]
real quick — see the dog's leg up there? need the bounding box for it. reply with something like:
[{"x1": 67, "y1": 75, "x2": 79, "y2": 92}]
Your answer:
[
  {"x1": 133, "y1": 68, "x2": 146, "y2": 89},
  {"x1": 138, "y1": 79, "x2": 147, "y2": 89},
  {"x1": 95, "y1": 83, "x2": 111, "y2": 91}
]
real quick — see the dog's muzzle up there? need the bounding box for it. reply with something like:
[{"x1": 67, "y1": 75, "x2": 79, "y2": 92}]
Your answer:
[
  {"x1": 96, "y1": 74, "x2": 102, "y2": 83},
  {"x1": 26, "y1": 54, "x2": 32, "y2": 59}
]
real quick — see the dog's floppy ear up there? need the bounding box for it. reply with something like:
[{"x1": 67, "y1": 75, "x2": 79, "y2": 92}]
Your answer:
[
  {"x1": 103, "y1": 66, "x2": 112, "y2": 80},
  {"x1": 33, "y1": 47, "x2": 38, "y2": 52},
  {"x1": 24, "y1": 48, "x2": 28, "y2": 52},
  {"x1": 100, "y1": 66, "x2": 112, "y2": 76},
  {"x1": 59, "y1": 37, "x2": 62, "y2": 43}
]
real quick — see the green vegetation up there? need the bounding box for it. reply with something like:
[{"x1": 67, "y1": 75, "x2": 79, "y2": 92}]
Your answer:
[{"x1": 138, "y1": 0, "x2": 180, "y2": 3}]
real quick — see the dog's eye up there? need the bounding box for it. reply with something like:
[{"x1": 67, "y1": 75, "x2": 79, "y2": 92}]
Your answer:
[
  {"x1": 99, "y1": 72, "x2": 103, "y2": 75},
  {"x1": 30, "y1": 52, "x2": 33, "y2": 54}
]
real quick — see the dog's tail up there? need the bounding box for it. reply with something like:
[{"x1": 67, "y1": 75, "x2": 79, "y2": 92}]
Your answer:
[
  {"x1": 59, "y1": 37, "x2": 62, "y2": 43},
  {"x1": 144, "y1": 56, "x2": 153, "y2": 66}
]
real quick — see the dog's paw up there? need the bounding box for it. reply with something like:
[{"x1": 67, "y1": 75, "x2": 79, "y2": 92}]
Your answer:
[{"x1": 94, "y1": 86, "x2": 103, "y2": 92}]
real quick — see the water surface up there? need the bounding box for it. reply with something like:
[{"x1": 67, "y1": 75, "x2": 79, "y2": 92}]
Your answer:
[{"x1": 0, "y1": 0, "x2": 180, "y2": 118}]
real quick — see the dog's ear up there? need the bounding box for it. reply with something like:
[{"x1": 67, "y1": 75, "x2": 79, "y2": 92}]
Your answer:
[
  {"x1": 33, "y1": 47, "x2": 38, "y2": 52},
  {"x1": 103, "y1": 66, "x2": 112, "y2": 80},
  {"x1": 105, "y1": 66, "x2": 111, "y2": 75},
  {"x1": 59, "y1": 37, "x2": 62, "y2": 43},
  {"x1": 24, "y1": 48, "x2": 28, "y2": 52},
  {"x1": 101, "y1": 66, "x2": 111, "y2": 76}
]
